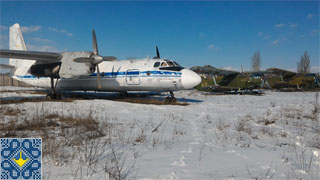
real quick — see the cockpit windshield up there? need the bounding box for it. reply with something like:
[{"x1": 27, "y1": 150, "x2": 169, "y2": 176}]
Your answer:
[
  {"x1": 173, "y1": 61, "x2": 180, "y2": 66},
  {"x1": 164, "y1": 59, "x2": 181, "y2": 67},
  {"x1": 166, "y1": 61, "x2": 174, "y2": 67},
  {"x1": 154, "y1": 59, "x2": 184, "y2": 71}
]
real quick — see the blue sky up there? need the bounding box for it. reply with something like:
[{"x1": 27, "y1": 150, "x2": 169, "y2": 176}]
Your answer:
[{"x1": 0, "y1": 1, "x2": 319, "y2": 72}]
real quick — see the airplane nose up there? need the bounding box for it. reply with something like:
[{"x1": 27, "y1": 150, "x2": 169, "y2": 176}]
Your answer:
[{"x1": 181, "y1": 69, "x2": 202, "y2": 89}]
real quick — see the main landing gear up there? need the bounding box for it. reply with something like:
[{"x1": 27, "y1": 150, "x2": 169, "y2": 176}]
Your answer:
[
  {"x1": 165, "y1": 91, "x2": 176, "y2": 103},
  {"x1": 46, "y1": 77, "x2": 60, "y2": 99}
]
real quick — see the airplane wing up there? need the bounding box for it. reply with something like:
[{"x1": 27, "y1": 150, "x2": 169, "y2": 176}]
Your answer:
[{"x1": 0, "y1": 49, "x2": 62, "y2": 62}]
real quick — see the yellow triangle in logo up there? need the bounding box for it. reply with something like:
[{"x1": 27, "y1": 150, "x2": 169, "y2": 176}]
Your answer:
[{"x1": 13, "y1": 151, "x2": 29, "y2": 167}]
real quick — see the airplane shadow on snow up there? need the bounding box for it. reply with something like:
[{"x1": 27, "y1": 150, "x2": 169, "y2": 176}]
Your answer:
[
  {"x1": 62, "y1": 91, "x2": 203, "y2": 103},
  {"x1": 0, "y1": 90, "x2": 203, "y2": 104}
]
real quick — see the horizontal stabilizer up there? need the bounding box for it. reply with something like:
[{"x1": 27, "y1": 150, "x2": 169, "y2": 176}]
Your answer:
[{"x1": 0, "y1": 63, "x2": 15, "y2": 69}]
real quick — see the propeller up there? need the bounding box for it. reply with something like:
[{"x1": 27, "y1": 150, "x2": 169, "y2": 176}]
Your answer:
[
  {"x1": 73, "y1": 29, "x2": 116, "y2": 89},
  {"x1": 91, "y1": 29, "x2": 102, "y2": 89}
]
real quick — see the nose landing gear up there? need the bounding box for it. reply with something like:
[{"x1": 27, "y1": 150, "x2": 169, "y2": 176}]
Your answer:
[{"x1": 165, "y1": 91, "x2": 176, "y2": 103}]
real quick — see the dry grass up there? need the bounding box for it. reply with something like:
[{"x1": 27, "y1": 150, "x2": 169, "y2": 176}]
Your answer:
[
  {"x1": 0, "y1": 90, "x2": 47, "y2": 94},
  {"x1": 2, "y1": 107, "x2": 21, "y2": 116},
  {"x1": 0, "y1": 107, "x2": 103, "y2": 139},
  {"x1": 235, "y1": 117, "x2": 252, "y2": 135},
  {"x1": 0, "y1": 97, "x2": 76, "y2": 105}
]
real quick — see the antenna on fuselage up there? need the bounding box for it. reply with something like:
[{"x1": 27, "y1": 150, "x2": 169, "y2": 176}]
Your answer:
[{"x1": 153, "y1": 46, "x2": 160, "y2": 59}]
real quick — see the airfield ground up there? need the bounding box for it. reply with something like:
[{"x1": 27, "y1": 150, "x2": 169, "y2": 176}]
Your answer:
[{"x1": 0, "y1": 86, "x2": 319, "y2": 180}]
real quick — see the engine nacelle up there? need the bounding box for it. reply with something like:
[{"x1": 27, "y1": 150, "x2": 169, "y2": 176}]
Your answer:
[{"x1": 59, "y1": 51, "x2": 94, "y2": 78}]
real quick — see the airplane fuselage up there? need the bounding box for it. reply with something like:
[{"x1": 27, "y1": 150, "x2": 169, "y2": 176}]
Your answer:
[{"x1": 15, "y1": 58, "x2": 201, "y2": 92}]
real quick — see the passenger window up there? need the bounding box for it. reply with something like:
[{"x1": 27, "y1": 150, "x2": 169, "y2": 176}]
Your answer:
[
  {"x1": 161, "y1": 62, "x2": 168, "y2": 67},
  {"x1": 154, "y1": 62, "x2": 160, "y2": 67}
]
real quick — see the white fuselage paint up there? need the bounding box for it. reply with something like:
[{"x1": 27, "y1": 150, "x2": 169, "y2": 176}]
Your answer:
[{"x1": 14, "y1": 58, "x2": 200, "y2": 92}]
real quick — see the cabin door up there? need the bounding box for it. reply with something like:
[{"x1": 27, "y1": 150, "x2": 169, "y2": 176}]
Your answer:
[{"x1": 125, "y1": 69, "x2": 140, "y2": 85}]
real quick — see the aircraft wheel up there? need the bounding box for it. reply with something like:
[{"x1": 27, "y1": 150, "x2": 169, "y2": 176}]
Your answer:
[
  {"x1": 165, "y1": 97, "x2": 176, "y2": 104},
  {"x1": 46, "y1": 93, "x2": 58, "y2": 100},
  {"x1": 46, "y1": 95, "x2": 52, "y2": 100}
]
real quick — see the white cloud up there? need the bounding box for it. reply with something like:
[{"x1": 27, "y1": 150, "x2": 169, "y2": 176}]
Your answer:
[
  {"x1": 289, "y1": 23, "x2": 298, "y2": 28},
  {"x1": 21, "y1": 25, "x2": 41, "y2": 33},
  {"x1": 27, "y1": 44, "x2": 58, "y2": 52},
  {"x1": 221, "y1": 67, "x2": 233, "y2": 71},
  {"x1": 0, "y1": 25, "x2": 7, "y2": 31},
  {"x1": 48, "y1": 27, "x2": 59, "y2": 32},
  {"x1": 48, "y1": 27, "x2": 73, "y2": 37},
  {"x1": 307, "y1": 14, "x2": 314, "y2": 19},
  {"x1": 0, "y1": 42, "x2": 8, "y2": 49},
  {"x1": 31, "y1": 37, "x2": 53, "y2": 43},
  {"x1": 274, "y1": 24, "x2": 285, "y2": 28},
  {"x1": 0, "y1": 35, "x2": 7, "y2": 40},
  {"x1": 61, "y1": 30, "x2": 73, "y2": 37},
  {"x1": 310, "y1": 29, "x2": 319, "y2": 36},
  {"x1": 208, "y1": 44, "x2": 215, "y2": 49},
  {"x1": 199, "y1": 32, "x2": 207, "y2": 39},
  {"x1": 262, "y1": 35, "x2": 271, "y2": 40},
  {"x1": 274, "y1": 23, "x2": 298, "y2": 29},
  {"x1": 221, "y1": 66, "x2": 243, "y2": 72},
  {"x1": 271, "y1": 39, "x2": 279, "y2": 45},
  {"x1": 258, "y1": 32, "x2": 271, "y2": 41},
  {"x1": 0, "y1": 35, "x2": 8, "y2": 49}
]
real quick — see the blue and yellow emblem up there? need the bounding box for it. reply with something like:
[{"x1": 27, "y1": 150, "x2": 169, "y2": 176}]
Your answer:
[{"x1": 1, "y1": 138, "x2": 41, "y2": 180}]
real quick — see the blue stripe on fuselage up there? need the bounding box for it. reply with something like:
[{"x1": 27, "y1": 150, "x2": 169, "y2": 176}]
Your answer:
[
  {"x1": 90, "y1": 71, "x2": 181, "y2": 77},
  {"x1": 16, "y1": 71, "x2": 181, "y2": 79},
  {"x1": 16, "y1": 75, "x2": 45, "y2": 79}
]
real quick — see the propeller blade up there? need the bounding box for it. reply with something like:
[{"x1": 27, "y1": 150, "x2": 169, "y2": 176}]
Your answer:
[
  {"x1": 103, "y1": 56, "x2": 117, "y2": 61},
  {"x1": 156, "y1": 46, "x2": 160, "y2": 58},
  {"x1": 96, "y1": 64, "x2": 102, "y2": 89},
  {"x1": 73, "y1": 57, "x2": 95, "y2": 63},
  {"x1": 92, "y1": 29, "x2": 98, "y2": 55}
]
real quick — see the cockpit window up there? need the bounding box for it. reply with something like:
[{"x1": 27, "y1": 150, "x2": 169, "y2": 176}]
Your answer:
[
  {"x1": 167, "y1": 61, "x2": 174, "y2": 66},
  {"x1": 154, "y1": 62, "x2": 160, "y2": 67},
  {"x1": 157, "y1": 60, "x2": 184, "y2": 71},
  {"x1": 162, "y1": 60, "x2": 182, "y2": 67},
  {"x1": 173, "y1": 61, "x2": 181, "y2": 66},
  {"x1": 161, "y1": 62, "x2": 168, "y2": 67}
]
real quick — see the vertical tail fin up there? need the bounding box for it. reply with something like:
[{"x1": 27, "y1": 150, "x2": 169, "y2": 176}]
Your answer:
[{"x1": 9, "y1": 23, "x2": 35, "y2": 75}]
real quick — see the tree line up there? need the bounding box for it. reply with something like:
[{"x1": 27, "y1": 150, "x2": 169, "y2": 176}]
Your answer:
[{"x1": 251, "y1": 50, "x2": 312, "y2": 73}]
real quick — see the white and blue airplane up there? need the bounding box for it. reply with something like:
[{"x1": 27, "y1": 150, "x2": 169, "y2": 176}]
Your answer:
[{"x1": 0, "y1": 23, "x2": 201, "y2": 99}]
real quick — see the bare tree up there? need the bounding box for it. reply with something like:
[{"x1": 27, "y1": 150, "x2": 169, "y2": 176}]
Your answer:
[
  {"x1": 251, "y1": 50, "x2": 261, "y2": 72},
  {"x1": 297, "y1": 51, "x2": 310, "y2": 73}
]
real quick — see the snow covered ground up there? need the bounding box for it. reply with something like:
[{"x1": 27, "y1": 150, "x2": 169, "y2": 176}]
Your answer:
[{"x1": 1, "y1": 87, "x2": 319, "y2": 180}]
